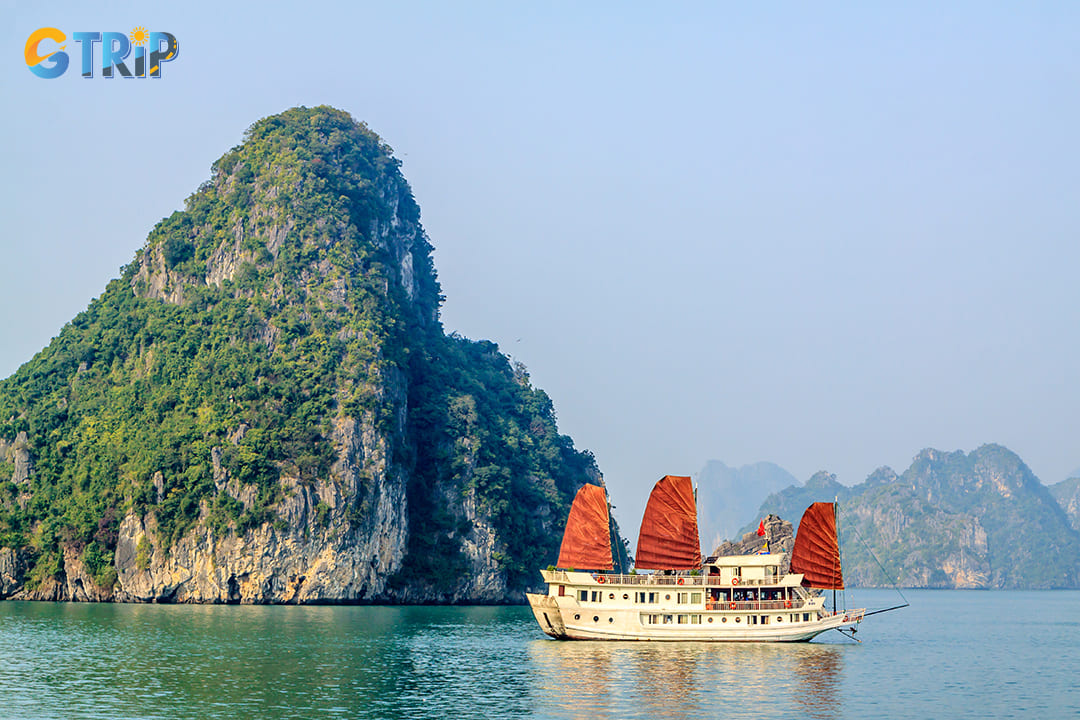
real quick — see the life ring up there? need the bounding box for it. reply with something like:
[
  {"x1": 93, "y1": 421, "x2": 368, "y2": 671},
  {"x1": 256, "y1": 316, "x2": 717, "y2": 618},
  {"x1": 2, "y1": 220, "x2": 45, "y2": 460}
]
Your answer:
[
  {"x1": 677, "y1": 578, "x2": 684, "y2": 585},
  {"x1": 597, "y1": 576, "x2": 605, "y2": 584},
  {"x1": 729, "y1": 602, "x2": 736, "y2": 609},
  {"x1": 785, "y1": 600, "x2": 792, "y2": 609},
  {"x1": 731, "y1": 577, "x2": 740, "y2": 585}
]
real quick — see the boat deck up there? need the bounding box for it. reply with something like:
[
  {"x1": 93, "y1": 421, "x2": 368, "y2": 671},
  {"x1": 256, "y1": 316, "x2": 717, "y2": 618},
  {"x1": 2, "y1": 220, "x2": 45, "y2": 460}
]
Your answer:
[{"x1": 547, "y1": 570, "x2": 795, "y2": 588}]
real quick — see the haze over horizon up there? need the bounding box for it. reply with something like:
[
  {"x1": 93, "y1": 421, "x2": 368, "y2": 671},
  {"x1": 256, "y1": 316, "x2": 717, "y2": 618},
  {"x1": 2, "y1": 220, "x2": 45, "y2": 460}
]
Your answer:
[{"x1": 5, "y1": 2, "x2": 1079, "y2": 535}]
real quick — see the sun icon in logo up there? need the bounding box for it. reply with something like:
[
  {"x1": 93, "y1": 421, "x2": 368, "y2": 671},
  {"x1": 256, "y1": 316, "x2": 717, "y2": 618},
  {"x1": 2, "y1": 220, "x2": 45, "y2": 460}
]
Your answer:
[{"x1": 129, "y1": 26, "x2": 149, "y2": 46}]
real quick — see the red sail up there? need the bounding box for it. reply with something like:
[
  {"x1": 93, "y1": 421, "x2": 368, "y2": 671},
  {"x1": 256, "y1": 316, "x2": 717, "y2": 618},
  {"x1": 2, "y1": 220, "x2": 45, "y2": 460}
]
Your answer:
[
  {"x1": 634, "y1": 475, "x2": 701, "y2": 570},
  {"x1": 557, "y1": 484, "x2": 613, "y2": 570},
  {"x1": 790, "y1": 502, "x2": 844, "y2": 589}
]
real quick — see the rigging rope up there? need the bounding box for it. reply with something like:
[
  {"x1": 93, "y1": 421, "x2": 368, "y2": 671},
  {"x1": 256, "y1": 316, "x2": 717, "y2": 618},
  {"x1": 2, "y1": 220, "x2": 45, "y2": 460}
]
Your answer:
[{"x1": 840, "y1": 505, "x2": 910, "y2": 613}]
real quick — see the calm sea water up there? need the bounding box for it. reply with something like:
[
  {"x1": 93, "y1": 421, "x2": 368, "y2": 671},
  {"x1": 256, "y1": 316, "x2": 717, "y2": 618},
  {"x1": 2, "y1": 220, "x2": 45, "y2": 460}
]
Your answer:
[{"x1": 0, "y1": 590, "x2": 1076, "y2": 719}]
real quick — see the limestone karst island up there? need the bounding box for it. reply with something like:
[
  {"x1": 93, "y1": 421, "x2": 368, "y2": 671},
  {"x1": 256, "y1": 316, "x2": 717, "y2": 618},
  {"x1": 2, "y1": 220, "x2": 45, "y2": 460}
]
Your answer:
[{"x1": 0, "y1": 106, "x2": 611, "y2": 604}]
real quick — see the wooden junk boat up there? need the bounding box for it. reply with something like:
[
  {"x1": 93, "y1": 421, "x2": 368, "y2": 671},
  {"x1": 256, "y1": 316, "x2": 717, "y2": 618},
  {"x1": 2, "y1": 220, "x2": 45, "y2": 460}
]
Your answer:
[{"x1": 527, "y1": 475, "x2": 866, "y2": 641}]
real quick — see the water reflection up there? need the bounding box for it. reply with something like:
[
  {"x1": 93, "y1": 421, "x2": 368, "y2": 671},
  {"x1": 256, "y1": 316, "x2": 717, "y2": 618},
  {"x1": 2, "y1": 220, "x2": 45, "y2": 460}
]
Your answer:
[
  {"x1": 629, "y1": 645, "x2": 708, "y2": 719},
  {"x1": 528, "y1": 639, "x2": 846, "y2": 720},
  {"x1": 793, "y1": 644, "x2": 843, "y2": 720}
]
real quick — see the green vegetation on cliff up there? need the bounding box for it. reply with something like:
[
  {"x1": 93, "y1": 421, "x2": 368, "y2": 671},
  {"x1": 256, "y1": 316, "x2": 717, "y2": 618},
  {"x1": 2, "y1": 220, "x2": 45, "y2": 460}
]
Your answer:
[
  {"x1": 0, "y1": 106, "x2": 606, "y2": 602},
  {"x1": 403, "y1": 337, "x2": 602, "y2": 591}
]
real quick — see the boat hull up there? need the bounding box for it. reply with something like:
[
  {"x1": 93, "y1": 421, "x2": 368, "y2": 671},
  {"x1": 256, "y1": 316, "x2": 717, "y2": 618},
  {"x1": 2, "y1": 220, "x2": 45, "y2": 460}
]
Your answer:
[
  {"x1": 526, "y1": 568, "x2": 864, "y2": 642},
  {"x1": 527, "y1": 590, "x2": 859, "y2": 641}
]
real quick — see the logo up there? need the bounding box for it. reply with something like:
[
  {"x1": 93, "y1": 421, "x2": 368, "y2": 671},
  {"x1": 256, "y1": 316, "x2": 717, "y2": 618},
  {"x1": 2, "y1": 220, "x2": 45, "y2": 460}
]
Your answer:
[{"x1": 25, "y1": 27, "x2": 179, "y2": 79}]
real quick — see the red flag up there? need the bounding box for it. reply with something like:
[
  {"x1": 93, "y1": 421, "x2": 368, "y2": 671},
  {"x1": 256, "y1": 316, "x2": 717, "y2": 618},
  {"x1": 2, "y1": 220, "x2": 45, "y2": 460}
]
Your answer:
[{"x1": 756, "y1": 519, "x2": 766, "y2": 537}]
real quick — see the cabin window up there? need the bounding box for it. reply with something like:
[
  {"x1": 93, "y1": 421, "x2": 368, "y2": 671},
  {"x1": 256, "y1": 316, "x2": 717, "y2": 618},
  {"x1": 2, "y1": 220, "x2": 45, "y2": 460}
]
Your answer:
[
  {"x1": 579, "y1": 590, "x2": 588, "y2": 602},
  {"x1": 647, "y1": 592, "x2": 659, "y2": 604},
  {"x1": 691, "y1": 615, "x2": 701, "y2": 624},
  {"x1": 765, "y1": 566, "x2": 778, "y2": 580},
  {"x1": 691, "y1": 592, "x2": 702, "y2": 604},
  {"x1": 803, "y1": 613, "x2": 811, "y2": 622},
  {"x1": 750, "y1": 615, "x2": 757, "y2": 625},
  {"x1": 760, "y1": 616, "x2": 769, "y2": 625},
  {"x1": 591, "y1": 591, "x2": 602, "y2": 603},
  {"x1": 732, "y1": 567, "x2": 742, "y2": 578},
  {"x1": 677, "y1": 592, "x2": 688, "y2": 604},
  {"x1": 677, "y1": 614, "x2": 689, "y2": 624},
  {"x1": 663, "y1": 615, "x2": 673, "y2": 624},
  {"x1": 636, "y1": 591, "x2": 660, "y2": 604},
  {"x1": 558, "y1": 585, "x2": 566, "y2": 597},
  {"x1": 642, "y1": 614, "x2": 660, "y2": 625}
]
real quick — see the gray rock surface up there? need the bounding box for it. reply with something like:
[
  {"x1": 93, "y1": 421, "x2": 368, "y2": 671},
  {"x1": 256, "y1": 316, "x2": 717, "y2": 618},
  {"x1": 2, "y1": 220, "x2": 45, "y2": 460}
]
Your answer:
[{"x1": 711, "y1": 514, "x2": 795, "y2": 574}]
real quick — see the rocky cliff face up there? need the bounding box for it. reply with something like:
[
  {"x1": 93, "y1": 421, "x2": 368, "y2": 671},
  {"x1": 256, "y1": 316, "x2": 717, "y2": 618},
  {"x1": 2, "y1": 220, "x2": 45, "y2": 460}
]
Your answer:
[
  {"x1": 0, "y1": 107, "x2": 599, "y2": 604},
  {"x1": 710, "y1": 514, "x2": 795, "y2": 574},
  {"x1": 1050, "y1": 477, "x2": 1080, "y2": 533}
]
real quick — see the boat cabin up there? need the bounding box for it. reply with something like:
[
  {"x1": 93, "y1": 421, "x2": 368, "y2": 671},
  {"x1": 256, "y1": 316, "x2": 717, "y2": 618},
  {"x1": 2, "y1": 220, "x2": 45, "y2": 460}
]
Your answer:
[{"x1": 705, "y1": 553, "x2": 788, "y2": 586}]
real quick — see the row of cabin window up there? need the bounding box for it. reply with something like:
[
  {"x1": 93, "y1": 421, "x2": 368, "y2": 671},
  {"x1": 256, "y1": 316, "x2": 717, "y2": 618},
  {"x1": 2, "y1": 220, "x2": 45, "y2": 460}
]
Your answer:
[
  {"x1": 632, "y1": 591, "x2": 702, "y2": 604},
  {"x1": 642, "y1": 614, "x2": 703, "y2": 625},
  {"x1": 642, "y1": 613, "x2": 815, "y2": 626},
  {"x1": 577, "y1": 590, "x2": 703, "y2": 604},
  {"x1": 716, "y1": 566, "x2": 779, "y2": 578}
]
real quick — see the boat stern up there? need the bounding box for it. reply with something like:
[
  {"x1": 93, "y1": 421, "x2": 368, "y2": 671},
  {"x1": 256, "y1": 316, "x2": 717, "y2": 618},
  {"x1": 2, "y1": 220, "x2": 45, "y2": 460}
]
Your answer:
[{"x1": 526, "y1": 593, "x2": 567, "y2": 639}]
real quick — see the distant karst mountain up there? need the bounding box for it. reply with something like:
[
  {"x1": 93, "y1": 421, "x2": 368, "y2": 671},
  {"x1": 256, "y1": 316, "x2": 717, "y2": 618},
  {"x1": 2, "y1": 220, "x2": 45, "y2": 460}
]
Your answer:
[
  {"x1": 752, "y1": 445, "x2": 1080, "y2": 589},
  {"x1": 0, "y1": 106, "x2": 615, "y2": 604},
  {"x1": 696, "y1": 460, "x2": 798, "y2": 552}
]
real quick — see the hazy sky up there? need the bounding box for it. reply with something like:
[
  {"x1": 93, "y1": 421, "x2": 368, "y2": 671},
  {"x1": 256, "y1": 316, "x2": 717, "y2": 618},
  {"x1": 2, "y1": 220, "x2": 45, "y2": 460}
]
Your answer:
[{"x1": 5, "y1": 2, "x2": 1079, "y2": 536}]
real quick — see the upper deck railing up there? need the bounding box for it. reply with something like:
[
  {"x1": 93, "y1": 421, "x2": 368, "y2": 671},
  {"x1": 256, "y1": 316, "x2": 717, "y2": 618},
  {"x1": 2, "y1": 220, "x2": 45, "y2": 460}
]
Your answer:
[{"x1": 546, "y1": 571, "x2": 786, "y2": 588}]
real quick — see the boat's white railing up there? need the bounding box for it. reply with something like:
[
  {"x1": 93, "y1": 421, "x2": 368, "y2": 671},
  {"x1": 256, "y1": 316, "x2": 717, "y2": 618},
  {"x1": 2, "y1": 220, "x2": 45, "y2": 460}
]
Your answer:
[
  {"x1": 578, "y1": 574, "x2": 784, "y2": 588},
  {"x1": 704, "y1": 599, "x2": 807, "y2": 611}
]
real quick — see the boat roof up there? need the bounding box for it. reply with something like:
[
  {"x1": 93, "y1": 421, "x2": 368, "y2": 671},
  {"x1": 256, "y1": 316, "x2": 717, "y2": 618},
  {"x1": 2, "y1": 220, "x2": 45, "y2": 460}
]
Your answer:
[{"x1": 705, "y1": 553, "x2": 788, "y2": 567}]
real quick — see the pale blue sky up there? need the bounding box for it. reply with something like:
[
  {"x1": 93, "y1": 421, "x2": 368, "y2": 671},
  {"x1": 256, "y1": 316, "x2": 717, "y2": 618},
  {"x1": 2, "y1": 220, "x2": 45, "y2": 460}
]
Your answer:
[{"x1": 4, "y1": 2, "x2": 1079, "y2": 535}]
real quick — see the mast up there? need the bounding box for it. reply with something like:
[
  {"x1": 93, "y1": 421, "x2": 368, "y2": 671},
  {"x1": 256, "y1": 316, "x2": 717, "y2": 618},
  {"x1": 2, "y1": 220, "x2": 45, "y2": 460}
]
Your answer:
[
  {"x1": 833, "y1": 500, "x2": 839, "y2": 613},
  {"x1": 607, "y1": 491, "x2": 630, "y2": 574}
]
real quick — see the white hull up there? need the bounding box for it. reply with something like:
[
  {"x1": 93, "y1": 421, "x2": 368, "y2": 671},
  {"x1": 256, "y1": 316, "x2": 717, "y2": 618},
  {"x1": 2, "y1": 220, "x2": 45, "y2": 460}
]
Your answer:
[{"x1": 527, "y1": 566, "x2": 864, "y2": 643}]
